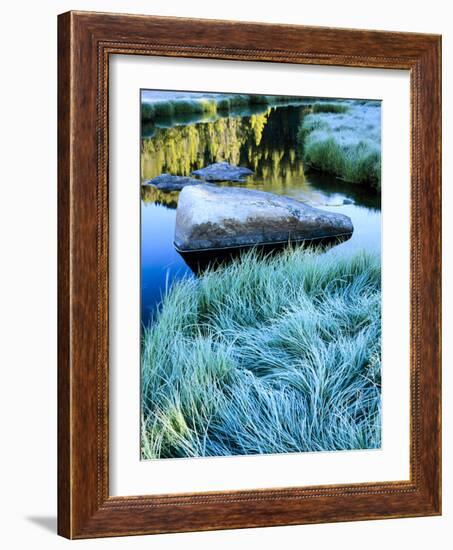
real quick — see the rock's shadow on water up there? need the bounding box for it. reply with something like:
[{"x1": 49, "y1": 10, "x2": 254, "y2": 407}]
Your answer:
[{"x1": 175, "y1": 234, "x2": 352, "y2": 274}]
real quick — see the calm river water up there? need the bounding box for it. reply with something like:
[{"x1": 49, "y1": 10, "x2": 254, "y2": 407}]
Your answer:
[{"x1": 141, "y1": 104, "x2": 381, "y2": 326}]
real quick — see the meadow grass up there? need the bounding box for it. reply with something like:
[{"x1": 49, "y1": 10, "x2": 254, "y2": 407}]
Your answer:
[
  {"x1": 298, "y1": 101, "x2": 381, "y2": 189},
  {"x1": 141, "y1": 247, "x2": 381, "y2": 459}
]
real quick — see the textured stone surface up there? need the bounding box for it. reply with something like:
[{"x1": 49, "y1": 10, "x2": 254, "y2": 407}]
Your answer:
[
  {"x1": 191, "y1": 162, "x2": 253, "y2": 182},
  {"x1": 143, "y1": 174, "x2": 201, "y2": 191},
  {"x1": 174, "y1": 184, "x2": 354, "y2": 251}
]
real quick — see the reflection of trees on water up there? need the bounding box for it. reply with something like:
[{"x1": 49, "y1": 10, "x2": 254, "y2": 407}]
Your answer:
[
  {"x1": 141, "y1": 106, "x2": 309, "y2": 188},
  {"x1": 142, "y1": 113, "x2": 268, "y2": 177},
  {"x1": 141, "y1": 104, "x2": 380, "y2": 211},
  {"x1": 141, "y1": 101, "x2": 275, "y2": 138}
]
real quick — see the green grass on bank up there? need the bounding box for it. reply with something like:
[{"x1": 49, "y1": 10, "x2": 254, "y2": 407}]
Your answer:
[
  {"x1": 298, "y1": 101, "x2": 381, "y2": 189},
  {"x1": 141, "y1": 247, "x2": 381, "y2": 459}
]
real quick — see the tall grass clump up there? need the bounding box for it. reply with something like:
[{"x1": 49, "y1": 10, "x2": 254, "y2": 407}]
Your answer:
[
  {"x1": 298, "y1": 101, "x2": 381, "y2": 189},
  {"x1": 312, "y1": 102, "x2": 349, "y2": 114},
  {"x1": 141, "y1": 247, "x2": 381, "y2": 459}
]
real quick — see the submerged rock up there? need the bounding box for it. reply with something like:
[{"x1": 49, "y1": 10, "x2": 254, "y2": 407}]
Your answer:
[
  {"x1": 143, "y1": 174, "x2": 201, "y2": 191},
  {"x1": 191, "y1": 162, "x2": 253, "y2": 182},
  {"x1": 174, "y1": 184, "x2": 353, "y2": 252}
]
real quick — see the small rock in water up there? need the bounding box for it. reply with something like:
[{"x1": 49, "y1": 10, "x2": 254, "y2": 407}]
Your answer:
[
  {"x1": 191, "y1": 162, "x2": 253, "y2": 182},
  {"x1": 143, "y1": 174, "x2": 201, "y2": 191},
  {"x1": 174, "y1": 184, "x2": 353, "y2": 252}
]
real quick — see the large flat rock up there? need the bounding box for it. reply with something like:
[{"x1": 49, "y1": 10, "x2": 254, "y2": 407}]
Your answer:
[
  {"x1": 191, "y1": 162, "x2": 253, "y2": 182},
  {"x1": 143, "y1": 174, "x2": 201, "y2": 191},
  {"x1": 174, "y1": 184, "x2": 353, "y2": 252}
]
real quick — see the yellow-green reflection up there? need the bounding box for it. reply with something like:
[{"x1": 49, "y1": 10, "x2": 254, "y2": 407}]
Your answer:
[
  {"x1": 141, "y1": 186, "x2": 179, "y2": 209},
  {"x1": 141, "y1": 106, "x2": 308, "y2": 193}
]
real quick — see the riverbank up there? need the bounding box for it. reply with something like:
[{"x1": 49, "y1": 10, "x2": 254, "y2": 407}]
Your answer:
[
  {"x1": 298, "y1": 100, "x2": 381, "y2": 189},
  {"x1": 141, "y1": 247, "x2": 381, "y2": 459}
]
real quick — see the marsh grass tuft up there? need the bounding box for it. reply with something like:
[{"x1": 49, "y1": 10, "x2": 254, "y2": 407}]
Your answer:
[
  {"x1": 298, "y1": 101, "x2": 381, "y2": 189},
  {"x1": 312, "y1": 103, "x2": 349, "y2": 114},
  {"x1": 141, "y1": 247, "x2": 381, "y2": 459}
]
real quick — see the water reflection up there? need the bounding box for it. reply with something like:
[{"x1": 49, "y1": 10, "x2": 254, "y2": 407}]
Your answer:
[
  {"x1": 141, "y1": 186, "x2": 179, "y2": 209},
  {"x1": 140, "y1": 103, "x2": 381, "y2": 325},
  {"x1": 141, "y1": 105, "x2": 380, "y2": 210},
  {"x1": 141, "y1": 106, "x2": 309, "y2": 188},
  {"x1": 141, "y1": 101, "x2": 276, "y2": 138}
]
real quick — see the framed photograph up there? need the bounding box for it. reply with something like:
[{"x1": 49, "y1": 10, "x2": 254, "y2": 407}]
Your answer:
[{"x1": 58, "y1": 11, "x2": 441, "y2": 539}]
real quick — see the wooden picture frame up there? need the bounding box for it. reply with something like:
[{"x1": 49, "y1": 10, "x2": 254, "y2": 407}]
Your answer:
[{"x1": 58, "y1": 10, "x2": 442, "y2": 539}]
